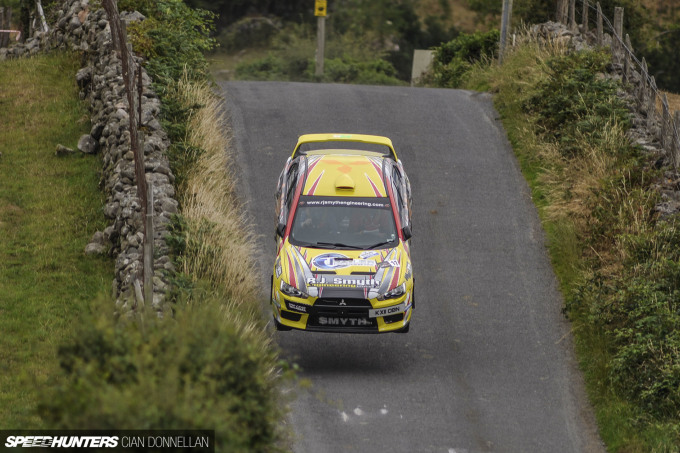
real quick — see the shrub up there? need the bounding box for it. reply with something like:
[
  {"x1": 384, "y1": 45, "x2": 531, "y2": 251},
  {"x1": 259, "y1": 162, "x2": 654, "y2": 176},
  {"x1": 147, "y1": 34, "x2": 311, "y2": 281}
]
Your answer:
[
  {"x1": 523, "y1": 49, "x2": 630, "y2": 156},
  {"x1": 39, "y1": 297, "x2": 285, "y2": 452},
  {"x1": 604, "y1": 222, "x2": 680, "y2": 418},
  {"x1": 316, "y1": 56, "x2": 401, "y2": 85},
  {"x1": 235, "y1": 53, "x2": 291, "y2": 81},
  {"x1": 234, "y1": 26, "x2": 404, "y2": 85},
  {"x1": 124, "y1": 0, "x2": 216, "y2": 84},
  {"x1": 427, "y1": 30, "x2": 500, "y2": 88}
]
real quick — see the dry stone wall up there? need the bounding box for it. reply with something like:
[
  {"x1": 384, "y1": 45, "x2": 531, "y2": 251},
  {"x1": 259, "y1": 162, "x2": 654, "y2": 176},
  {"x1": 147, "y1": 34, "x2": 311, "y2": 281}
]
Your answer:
[
  {"x1": 1, "y1": 0, "x2": 178, "y2": 311},
  {"x1": 529, "y1": 21, "x2": 680, "y2": 219}
]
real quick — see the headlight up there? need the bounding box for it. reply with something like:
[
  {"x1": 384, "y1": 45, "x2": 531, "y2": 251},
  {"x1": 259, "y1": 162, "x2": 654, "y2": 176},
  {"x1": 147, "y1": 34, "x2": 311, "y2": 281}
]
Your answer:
[
  {"x1": 280, "y1": 281, "x2": 308, "y2": 299},
  {"x1": 377, "y1": 283, "x2": 406, "y2": 301}
]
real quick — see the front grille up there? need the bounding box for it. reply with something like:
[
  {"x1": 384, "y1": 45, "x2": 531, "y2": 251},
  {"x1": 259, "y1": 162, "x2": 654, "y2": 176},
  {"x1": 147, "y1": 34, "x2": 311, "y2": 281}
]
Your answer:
[
  {"x1": 314, "y1": 298, "x2": 372, "y2": 307},
  {"x1": 306, "y1": 298, "x2": 377, "y2": 331}
]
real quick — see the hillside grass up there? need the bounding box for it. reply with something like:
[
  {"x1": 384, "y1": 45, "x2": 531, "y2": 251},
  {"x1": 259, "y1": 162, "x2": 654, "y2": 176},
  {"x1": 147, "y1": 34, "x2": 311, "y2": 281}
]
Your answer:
[
  {"x1": 34, "y1": 70, "x2": 290, "y2": 451},
  {"x1": 462, "y1": 37, "x2": 680, "y2": 451},
  {"x1": 0, "y1": 52, "x2": 113, "y2": 427}
]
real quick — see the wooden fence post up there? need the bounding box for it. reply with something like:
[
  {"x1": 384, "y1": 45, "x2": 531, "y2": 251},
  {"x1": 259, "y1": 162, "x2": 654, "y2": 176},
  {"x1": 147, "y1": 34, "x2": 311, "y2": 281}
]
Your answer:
[
  {"x1": 556, "y1": 0, "x2": 568, "y2": 23},
  {"x1": 639, "y1": 57, "x2": 649, "y2": 109},
  {"x1": 661, "y1": 94, "x2": 670, "y2": 151},
  {"x1": 623, "y1": 34, "x2": 632, "y2": 83},
  {"x1": 582, "y1": 0, "x2": 589, "y2": 33},
  {"x1": 673, "y1": 111, "x2": 680, "y2": 169},
  {"x1": 0, "y1": 7, "x2": 10, "y2": 48},
  {"x1": 596, "y1": 3, "x2": 603, "y2": 46},
  {"x1": 648, "y1": 76, "x2": 657, "y2": 130},
  {"x1": 613, "y1": 7, "x2": 624, "y2": 63},
  {"x1": 144, "y1": 177, "x2": 154, "y2": 307},
  {"x1": 102, "y1": 0, "x2": 153, "y2": 307}
]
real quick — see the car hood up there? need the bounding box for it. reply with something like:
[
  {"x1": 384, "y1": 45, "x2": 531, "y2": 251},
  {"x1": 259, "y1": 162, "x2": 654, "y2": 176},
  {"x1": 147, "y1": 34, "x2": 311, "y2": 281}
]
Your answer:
[{"x1": 276, "y1": 242, "x2": 412, "y2": 299}]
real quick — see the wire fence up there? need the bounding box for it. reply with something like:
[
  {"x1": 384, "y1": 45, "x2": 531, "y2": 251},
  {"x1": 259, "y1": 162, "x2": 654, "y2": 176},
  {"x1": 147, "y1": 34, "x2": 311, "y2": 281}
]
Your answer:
[
  {"x1": 557, "y1": 0, "x2": 680, "y2": 168},
  {"x1": 101, "y1": 0, "x2": 154, "y2": 307}
]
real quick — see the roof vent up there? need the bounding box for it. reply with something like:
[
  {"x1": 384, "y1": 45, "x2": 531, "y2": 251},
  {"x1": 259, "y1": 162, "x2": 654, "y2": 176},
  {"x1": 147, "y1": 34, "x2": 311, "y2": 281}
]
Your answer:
[{"x1": 335, "y1": 174, "x2": 355, "y2": 190}]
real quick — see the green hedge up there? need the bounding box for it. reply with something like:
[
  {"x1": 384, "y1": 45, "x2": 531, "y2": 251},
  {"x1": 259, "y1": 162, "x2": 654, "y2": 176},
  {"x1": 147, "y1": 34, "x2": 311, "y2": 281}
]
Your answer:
[
  {"x1": 426, "y1": 30, "x2": 500, "y2": 88},
  {"x1": 39, "y1": 298, "x2": 285, "y2": 452}
]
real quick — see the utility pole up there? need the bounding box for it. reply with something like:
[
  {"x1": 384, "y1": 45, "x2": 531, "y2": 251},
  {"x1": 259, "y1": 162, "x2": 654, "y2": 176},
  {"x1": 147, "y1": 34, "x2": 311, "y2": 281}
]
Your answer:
[
  {"x1": 499, "y1": 0, "x2": 513, "y2": 64},
  {"x1": 315, "y1": 0, "x2": 327, "y2": 77}
]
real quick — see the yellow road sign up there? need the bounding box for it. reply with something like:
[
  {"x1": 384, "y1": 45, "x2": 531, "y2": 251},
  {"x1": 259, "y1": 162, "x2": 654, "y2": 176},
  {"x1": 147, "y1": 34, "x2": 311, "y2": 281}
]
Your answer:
[{"x1": 315, "y1": 0, "x2": 327, "y2": 16}]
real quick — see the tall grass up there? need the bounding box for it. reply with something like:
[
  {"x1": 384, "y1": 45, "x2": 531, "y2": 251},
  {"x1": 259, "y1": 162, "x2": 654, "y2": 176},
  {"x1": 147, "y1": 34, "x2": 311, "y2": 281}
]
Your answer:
[
  {"x1": 462, "y1": 33, "x2": 680, "y2": 451},
  {"x1": 168, "y1": 74, "x2": 260, "y2": 306}
]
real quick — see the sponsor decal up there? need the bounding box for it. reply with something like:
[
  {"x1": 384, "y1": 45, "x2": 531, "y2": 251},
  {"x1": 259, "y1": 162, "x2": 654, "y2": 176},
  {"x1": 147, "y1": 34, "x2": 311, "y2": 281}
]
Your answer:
[
  {"x1": 299, "y1": 199, "x2": 390, "y2": 209},
  {"x1": 306, "y1": 276, "x2": 380, "y2": 288},
  {"x1": 312, "y1": 253, "x2": 347, "y2": 270},
  {"x1": 359, "y1": 250, "x2": 380, "y2": 259},
  {"x1": 318, "y1": 317, "x2": 372, "y2": 326},
  {"x1": 378, "y1": 259, "x2": 400, "y2": 268},
  {"x1": 287, "y1": 301, "x2": 308, "y2": 313},
  {"x1": 312, "y1": 253, "x2": 376, "y2": 270}
]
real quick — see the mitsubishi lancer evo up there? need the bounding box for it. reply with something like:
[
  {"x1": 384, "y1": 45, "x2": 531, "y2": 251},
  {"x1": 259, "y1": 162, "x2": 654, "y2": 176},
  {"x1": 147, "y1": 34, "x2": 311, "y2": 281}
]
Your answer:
[{"x1": 271, "y1": 134, "x2": 414, "y2": 333}]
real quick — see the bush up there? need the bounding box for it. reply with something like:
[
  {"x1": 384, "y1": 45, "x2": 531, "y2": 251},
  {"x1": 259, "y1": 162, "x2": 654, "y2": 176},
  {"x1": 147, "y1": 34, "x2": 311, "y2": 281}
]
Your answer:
[
  {"x1": 235, "y1": 53, "x2": 292, "y2": 81},
  {"x1": 124, "y1": 0, "x2": 216, "y2": 84},
  {"x1": 600, "y1": 223, "x2": 680, "y2": 418},
  {"x1": 426, "y1": 30, "x2": 500, "y2": 88},
  {"x1": 316, "y1": 57, "x2": 401, "y2": 85},
  {"x1": 39, "y1": 297, "x2": 286, "y2": 452},
  {"x1": 523, "y1": 49, "x2": 630, "y2": 156},
  {"x1": 234, "y1": 25, "x2": 404, "y2": 85}
]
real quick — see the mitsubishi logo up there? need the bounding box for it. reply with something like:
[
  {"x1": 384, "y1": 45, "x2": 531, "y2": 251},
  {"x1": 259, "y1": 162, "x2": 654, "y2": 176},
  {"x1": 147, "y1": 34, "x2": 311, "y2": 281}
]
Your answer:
[{"x1": 339, "y1": 299, "x2": 347, "y2": 306}]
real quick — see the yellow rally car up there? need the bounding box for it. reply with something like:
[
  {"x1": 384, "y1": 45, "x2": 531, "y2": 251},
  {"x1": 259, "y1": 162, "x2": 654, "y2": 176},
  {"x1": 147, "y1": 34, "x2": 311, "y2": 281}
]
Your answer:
[{"x1": 271, "y1": 134, "x2": 414, "y2": 333}]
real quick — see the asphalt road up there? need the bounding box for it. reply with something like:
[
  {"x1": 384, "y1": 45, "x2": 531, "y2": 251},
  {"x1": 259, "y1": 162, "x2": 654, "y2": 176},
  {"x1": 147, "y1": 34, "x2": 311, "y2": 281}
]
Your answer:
[{"x1": 220, "y1": 81, "x2": 603, "y2": 453}]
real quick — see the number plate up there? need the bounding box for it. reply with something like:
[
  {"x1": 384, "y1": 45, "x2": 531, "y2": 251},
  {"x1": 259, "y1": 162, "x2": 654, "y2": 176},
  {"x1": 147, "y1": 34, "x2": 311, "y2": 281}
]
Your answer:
[{"x1": 369, "y1": 303, "x2": 406, "y2": 318}]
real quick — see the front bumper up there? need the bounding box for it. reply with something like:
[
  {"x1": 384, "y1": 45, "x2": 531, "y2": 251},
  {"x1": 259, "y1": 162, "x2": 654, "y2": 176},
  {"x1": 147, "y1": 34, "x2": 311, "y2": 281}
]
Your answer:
[{"x1": 271, "y1": 292, "x2": 412, "y2": 334}]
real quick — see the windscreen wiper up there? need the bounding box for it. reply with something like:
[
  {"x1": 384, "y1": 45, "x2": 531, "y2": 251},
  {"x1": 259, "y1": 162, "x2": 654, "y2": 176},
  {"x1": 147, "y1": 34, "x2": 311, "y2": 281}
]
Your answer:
[{"x1": 314, "y1": 242, "x2": 364, "y2": 249}]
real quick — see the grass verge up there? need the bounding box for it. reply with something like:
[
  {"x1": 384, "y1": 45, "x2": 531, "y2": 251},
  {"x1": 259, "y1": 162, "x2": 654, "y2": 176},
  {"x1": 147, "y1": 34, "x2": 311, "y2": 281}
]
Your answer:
[
  {"x1": 36, "y1": 71, "x2": 290, "y2": 452},
  {"x1": 0, "y1": 52, "x2": 113, "y2": 427},
  {"x1": 463, "y1": 37, "x2": 680, "y2": 451}
]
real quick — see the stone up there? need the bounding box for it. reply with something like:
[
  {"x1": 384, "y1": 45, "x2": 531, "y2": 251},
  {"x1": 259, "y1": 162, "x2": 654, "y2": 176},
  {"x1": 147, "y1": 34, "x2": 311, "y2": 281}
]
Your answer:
[
  {"x1": 78, "y1": 134, "x2": 97, "y2": 154},
  {"x1": 85, "y1": 241, "x2": 107, "y2": 255},
  {"x1": 90, "y1": 123, "x2": 105, "y2": 139},
  {"x1": 76, "y1": 66, "x2": 92, "y2": 87},
  {"x1": 55, "y1": 144, "x2": 75, "y2": 156}
]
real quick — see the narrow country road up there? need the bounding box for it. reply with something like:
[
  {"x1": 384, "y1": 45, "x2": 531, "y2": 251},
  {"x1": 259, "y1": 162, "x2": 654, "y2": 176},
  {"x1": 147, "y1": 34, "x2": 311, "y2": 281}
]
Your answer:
[{"x1": 220, "y1": 81, "x2": 603, "y2": 453}]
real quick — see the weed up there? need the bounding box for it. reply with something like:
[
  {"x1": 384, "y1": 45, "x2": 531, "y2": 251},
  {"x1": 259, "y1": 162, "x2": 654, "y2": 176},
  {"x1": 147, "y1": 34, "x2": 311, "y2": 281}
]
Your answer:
[{"x1": 460, "y1": 33, "x2": 680, "y2": 449}]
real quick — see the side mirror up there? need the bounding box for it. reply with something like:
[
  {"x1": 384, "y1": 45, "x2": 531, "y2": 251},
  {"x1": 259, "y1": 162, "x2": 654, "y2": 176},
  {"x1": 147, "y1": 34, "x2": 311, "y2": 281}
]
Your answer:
[
  {"x1": 402, "y1": 225, "x2": 412, "y2": 240},
  {"x1": 276, "y1": 223, "x2": 286, "y2": 238}
]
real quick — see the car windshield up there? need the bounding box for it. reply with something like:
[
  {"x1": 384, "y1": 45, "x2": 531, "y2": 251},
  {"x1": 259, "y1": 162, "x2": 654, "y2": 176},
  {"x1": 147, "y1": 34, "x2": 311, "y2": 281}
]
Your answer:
[{"x1": 289, "y1": 196, "x2": 399, "y2": 250}]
